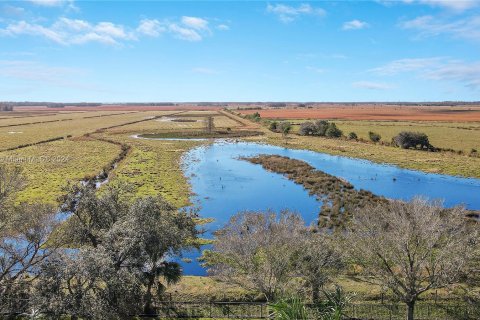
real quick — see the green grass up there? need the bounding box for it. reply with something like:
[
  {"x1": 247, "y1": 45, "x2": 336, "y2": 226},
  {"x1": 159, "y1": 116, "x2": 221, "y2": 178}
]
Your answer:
[
  {"x1": 98, "y1": 132, "x2": 205, "y2": 208},
  {"x1": 1, "y1": 137, "x2": 121, "y2": 203},
  {"x1": 242, "y1": 126, "x2": 480, "y2": 179},
  {"x1": 334, "y1": 120, "x2": 480, "y2": 152}
]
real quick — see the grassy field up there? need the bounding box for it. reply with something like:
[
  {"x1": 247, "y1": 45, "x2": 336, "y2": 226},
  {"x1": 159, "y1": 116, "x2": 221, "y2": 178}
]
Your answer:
[
  {"x1": 332, "y1": 120, "x2": 480, "y2": 152},
  {"x1": 165, "y1": 275, "x2": 462, "y2": 304},
  {"x1": 0, "y1": 110, "x2": 214, "y2": 205},
  {"x1": 245, "y1": 131, "x2": 480, "y2": 178},
  {"x1": 0, "y1": 110, "x2": 175, "y2": 151},
  {"x1": 1, "y1": 136, "x2": 121, "y2": 203},
  {"x1": 221, "y1": 110, "x2": 480, "y2": 178},
  {"x1": 100, "y1": 131, "x2": 205, "y2": 207},
  {"x1": 286, "y1": 120, "x2": 480, "y2": 153},
  {"x1": 0, "y1": 109, "x2": 248, "y2": 206}
]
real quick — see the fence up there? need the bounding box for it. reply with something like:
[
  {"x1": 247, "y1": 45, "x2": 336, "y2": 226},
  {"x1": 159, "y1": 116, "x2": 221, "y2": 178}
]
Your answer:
[
  {"x1": 147, "y1": 301, "x2": 477, "y2": 319},
  {"x1": 1, "y1": 300, "x2": 477, "y2": 319}
]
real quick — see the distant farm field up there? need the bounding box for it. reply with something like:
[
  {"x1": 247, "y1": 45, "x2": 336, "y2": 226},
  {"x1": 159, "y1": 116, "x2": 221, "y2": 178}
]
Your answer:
[
  {"x1": 239, "y1": 105, "x2": 480, "y2": 121},
  {"x1": 0, "y1": 108, "x2": 255, "y2": 205}
]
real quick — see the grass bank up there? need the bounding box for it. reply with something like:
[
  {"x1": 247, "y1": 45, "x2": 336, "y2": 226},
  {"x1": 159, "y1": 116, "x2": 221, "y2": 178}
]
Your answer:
[{"x1": 241, "y1": 129, "x2": 480, "y2": 179}]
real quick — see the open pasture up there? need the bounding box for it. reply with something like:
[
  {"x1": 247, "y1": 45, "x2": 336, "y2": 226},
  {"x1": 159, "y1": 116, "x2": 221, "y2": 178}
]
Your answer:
[
  {"x1": 238, "y1": 105, "x2": 480, "y2": 121},
  {"x1": 0, "y1": 110, "x2": 176, "y2": 151},
  {"x1": 0, "y1": 110, "x2": 138, "y2": 127},
  {"x1": 106, "y1": 112, "x2": 242, "y2": 134},
  {"x1": 335, "y1": 120, "x2": 480, "y2": 152},
  {"x1": 14, "y1": 104, "x2": 223, "y2": 112},
  {"x1": 0, "y1": 108, "x2": 247, "y2": 206},
  {"x1": 1, "y1": 137, "x2": 121, "y2": 203}
]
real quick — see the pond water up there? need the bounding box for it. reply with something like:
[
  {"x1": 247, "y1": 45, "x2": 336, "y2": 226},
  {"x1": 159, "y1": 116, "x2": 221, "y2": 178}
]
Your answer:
[{"x1": 180, "y1": 141, "x2": 480, "y2": 275}]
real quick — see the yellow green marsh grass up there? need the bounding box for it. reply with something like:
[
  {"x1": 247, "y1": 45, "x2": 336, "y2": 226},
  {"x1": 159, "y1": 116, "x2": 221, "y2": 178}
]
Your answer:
[{"x1": 1, "y1": 137, "x2": 121, "y2": 204}]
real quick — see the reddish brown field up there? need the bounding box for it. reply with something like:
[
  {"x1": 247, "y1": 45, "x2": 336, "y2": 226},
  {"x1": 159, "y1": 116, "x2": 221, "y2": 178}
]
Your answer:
[{"x1": 239, "y1": 105, "x2": 480, "y2": 122}]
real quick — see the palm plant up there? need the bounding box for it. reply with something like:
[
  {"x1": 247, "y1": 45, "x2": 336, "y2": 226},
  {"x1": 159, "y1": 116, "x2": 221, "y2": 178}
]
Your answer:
[
  {"x1": 269, "y1": 286, "x2": 353, "y2": 320},
  {"x1": 317, "y1": 286, "x2": 353, "y2": 320},
  {"x1": 269, "y1": 297, "x2": 309, "y2": 320}
]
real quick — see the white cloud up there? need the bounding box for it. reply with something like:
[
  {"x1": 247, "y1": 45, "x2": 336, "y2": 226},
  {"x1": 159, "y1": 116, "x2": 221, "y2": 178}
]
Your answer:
[
  {"x1": 371, "y1": 57, "x2": 480, "y2": 90},
  {"x1": 2, "y1": 5, "x2": 26, "y2": 16},
  {"x1": 181, "y1": 16, "x2": 209, "y2": 30},
  {"x1": 0, "y1": 60, "x2": 83, "y2": 83},
  {"x1": 342, "y1": 20, "x2": 369, "y2": 30},
  {"x1": 267, "y1": 3, "x2": 326, "y2": 23},
  {"x1": 400, "y1": 15, "x2": 480, "y2": 43},
  {"x1": 0, "y1": 18, "x2": 135, "y2": 45},
  {"x1": 54, "y1": 17, "x2": 90, "y2": 31},
  {"x1": 0, "y1": 15, "x2": 218, "y2": 45},
  {"x1": 371, "y1": 57, "x2": 443, "y2": 75},
  {"x1": 0, "y1": 20, "x2": 66, "y2": 44},
  {"x1": 217, "y1": 24, "x2": 230, "y2": 31},
  {"x1": 424, "y1": 61, "x2": 480, "y2": 89},
  {"x1": 27, "y1": 0, "x2": 78, "y2": 11},
  {"x1": 402, "y1": 0, "x2": 479, "y2": 12},
  {"x1": 353, "y1": 81, "x2": 394, "y2": 90},
  {"x1": 137, "y1": 19, "x2": 165, "y2": 37},
  {"x1": 168, "y1": 24, "x2": 202, "y2": 41},
  {"x1": 28, "y1": 0, "x2": 67, "y2": 6}
]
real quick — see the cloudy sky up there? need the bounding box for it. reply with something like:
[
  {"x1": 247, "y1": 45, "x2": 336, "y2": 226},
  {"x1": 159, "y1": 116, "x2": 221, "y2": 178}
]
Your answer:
[{"x1": 0, "y1": 0, "x2": 479, "y2": 102}]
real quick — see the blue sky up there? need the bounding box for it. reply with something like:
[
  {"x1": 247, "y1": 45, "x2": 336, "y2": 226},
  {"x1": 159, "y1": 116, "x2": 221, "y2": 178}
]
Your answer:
[{"x1": 0, "y1": 0, "x2": 479, "y2": 102}]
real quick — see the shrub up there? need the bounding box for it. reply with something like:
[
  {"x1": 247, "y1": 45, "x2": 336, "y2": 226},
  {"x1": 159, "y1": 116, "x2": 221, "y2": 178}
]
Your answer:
[
  {"x1": 314, "y1": 120, "x2": 329, "y2": 136},
  {"x1": 278, "y1": 121, "x2": 292, "y2": 136},
  {"x1": 347, "y1": 132, "x2": 358, "y2": 140},
  {"x1": 245, "y1": 112, "x2": 261, "y2": 122},
  {"x1": 299, "y1": 122, "x2": 316, "y2": 135},
  {"x1": 392, "y1": 131, "x2": 431, "y2": 150},
  {"x1": 368, "y1": 131, "x2": 381, "y2": 143},
  {"x1": 298, "y1": 120, "x2": 342, "y2": 138},
  {"x1": 325, "y1": 123, "x2": 343, "y2": 138},
  {"x1": 269, "y1": 121, "x2": 279, "y2": 132}
]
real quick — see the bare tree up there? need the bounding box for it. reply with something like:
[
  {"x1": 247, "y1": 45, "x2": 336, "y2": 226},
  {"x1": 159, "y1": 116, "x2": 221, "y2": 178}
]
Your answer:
[
  {"x1": 341, "y1": 197, "x2": 477, "y2": 320},
  {"x1": 202, "y1": 210, "x2": 340, "y2": 301},
  {"x1": 0, "y1": 202, "x2": 58, "y2": 316},
  {"x1": 0, "y1": 165, "x2": 25, "y2": 225},
  {"x1": 296, "y1": 230, "x2": 342, "y2": 303},
  {"x1": 202, "y1": 211, "x2": 304, "y2": 300}
]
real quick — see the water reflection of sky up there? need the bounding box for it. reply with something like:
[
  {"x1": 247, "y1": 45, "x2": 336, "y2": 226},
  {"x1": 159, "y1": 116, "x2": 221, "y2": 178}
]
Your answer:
[{"x1": 180, "y1": 141, "x2": 480, "y2": 275}]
